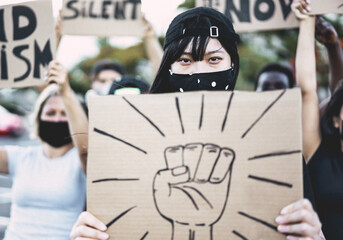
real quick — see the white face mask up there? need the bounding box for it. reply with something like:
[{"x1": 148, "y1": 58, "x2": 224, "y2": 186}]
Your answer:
[{"x1": 92, "y1": 81, "x2": 113, "y2": 95}]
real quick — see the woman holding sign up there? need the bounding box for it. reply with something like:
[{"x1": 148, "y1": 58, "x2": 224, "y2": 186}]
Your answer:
[
  {"x1": 0, "y1": 61, "x2": 88, "y2": 239},
  {"x1": 70, "y1": 6, "x2": 324, "y2": 240},
  {"x1": 294, "y1": 0, "x2": 343, "y2": 239}
]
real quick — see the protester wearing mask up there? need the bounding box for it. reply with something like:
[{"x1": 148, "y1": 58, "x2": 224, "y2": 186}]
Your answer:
[
  {"x1": 70, "y1": 7, "x2": 324, "y2": 240},
  {"x1": 0, "y1": 61, "x2": 88, "y2": 239}
]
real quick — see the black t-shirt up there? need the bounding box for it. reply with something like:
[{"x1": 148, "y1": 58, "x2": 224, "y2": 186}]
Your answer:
[
  {"x1": 308, "y1": 142, "x2": 343, "y2": 239},
  {"x1": 303, "y1": 157, "x2": 316, "y2": 210}
]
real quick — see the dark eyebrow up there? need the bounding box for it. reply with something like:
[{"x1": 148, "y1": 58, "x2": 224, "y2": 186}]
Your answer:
[{"x1": 182, "y1": 47, "x2": 225, "y2": 56}]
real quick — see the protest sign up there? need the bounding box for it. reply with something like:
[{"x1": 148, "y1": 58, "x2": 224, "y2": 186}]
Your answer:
[
  {"x1": 310, "y1": 0, "x2": 343, "y2": 14},
  {"x1": 87, "y1": 89, "x2": 302, "y2": 239},
  {"x1": 0, "y1": 0, "x2": 55, "y2": 89},
  {"x1": 196, "y1": 0, "x2": 299, "y2": 32},
  {"x1": 61, "y1": 0, "x2": 145, "y2": 37}
]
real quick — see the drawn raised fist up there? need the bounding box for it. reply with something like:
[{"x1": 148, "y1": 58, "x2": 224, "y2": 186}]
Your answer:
[{"x1": 153, "y1": 143, "x2": 235, "y2": 240}]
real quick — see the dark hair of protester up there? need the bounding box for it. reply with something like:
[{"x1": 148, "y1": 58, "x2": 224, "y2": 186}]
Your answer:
[
  {"x1": 320, "y1": 81, "x2": 343, "y2": 152},
  {"x1": 149, "y1": 7, "x2": 240, "y2": 93},
  {"x1": 108, "y1": 75, "x2": 150, "y2": 94},
  {"x1": 91, "y1": 59, "x2": 125, "y2": 80},
  {"x1": 254, "y1": 62, "x2": 295, "y2": 90}
]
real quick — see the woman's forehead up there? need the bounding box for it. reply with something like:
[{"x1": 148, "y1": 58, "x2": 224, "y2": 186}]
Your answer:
[{"x1": 184, "y1": 38, "x2": 223, "y2": 53}]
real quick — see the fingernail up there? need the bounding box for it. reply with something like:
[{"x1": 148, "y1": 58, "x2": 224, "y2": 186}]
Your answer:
[
  {"x1": 100, "y1": 232, "x2": 109, "y2": 239},
  {"x1": 100, "y1": 224, "x2": 107, "y2": 231},
  {"x1": 172, "y1": 166, "x2": 187, "y2": 176},
  {"x1": 281, "y1": 208, "x2": 288, "y2": 215},
  {"x1": 277, "y1": 225, "x2": 288, "y2": 232},
  {"x1": 275, "y1": 216, "x2": 283, "y2": 223}
]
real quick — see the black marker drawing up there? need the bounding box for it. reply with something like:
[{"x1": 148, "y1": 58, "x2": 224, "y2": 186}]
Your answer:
[
  {"x1": 94, "y1": 127, "x2": 147, "y2": 154},
  {"x1": 338, "y1": 3, "x2": 343, "y2": 9},
  {"x1": 123, "y1": 96, "x2": 165, "y2": 137},
  {"x1": 248, "y1": 150, "x2": 301, "y2": 160},
  {"x1": 175, "y1": 97, "x2": 185, "y2": 134},
  {"x1": 106, "y1": 206, "x2": 136, "y2": 228},
  {"x1": 238, "y1": 211, "x2": 278, "y2": 232},
  {"x1": 153, "y1": 143, "x2": 235, "y2": 240},
  {"x1": 92, "y1": 178, "x2": 140, "y2": 183},
  {"x1": 221, "y1": 92, "x2": 234, "y2": 132},
  {"x1": 241, "y1": 90, "x2": 286, "y2": 138},
  {"x1": 248, "y1": 175, "x2": 293, "y2": 188},
  {"x1": 232, "y1": 230, "x2": 249, "y2": 240},
  {"x1": 140, "y1": 231, "x2": 149, "y2": 240},
  {"x1": 199, "y1": 94, "x2": 204, "y2": 130}
]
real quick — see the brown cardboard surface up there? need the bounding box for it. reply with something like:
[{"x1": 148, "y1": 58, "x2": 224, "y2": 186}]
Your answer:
[
  {"x1": 310, "y1": 0, "x2": 343, "y2": 14},
  {"x1": 61, "y1": 0, "x2": 145, "y2": 37},
  {"x1": 87, "y1": 89, "x2": 302, "y2": 239},
  {"x1": 196, "y1": 0, "x2": 299, "y2": 32},
  {"x1": 0, "y1": 0, "x2": 55, "y2": 89}
]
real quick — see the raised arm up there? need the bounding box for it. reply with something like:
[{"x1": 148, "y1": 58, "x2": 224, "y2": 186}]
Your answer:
[
  {"x1": 293, "y1": 0, "x2": 321, "y2": 162},
  {"x1": 45, "y1": 61, "x2": 88, "y2": 173},
  {"x1": 142, "y1": 16, "x2": 163, "y2": 76},
  {"x1": 315, "y1": 16, "x2": 343, "y2": 94}
]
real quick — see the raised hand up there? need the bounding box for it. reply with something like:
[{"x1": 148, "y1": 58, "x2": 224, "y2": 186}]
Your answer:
[
  {"x1": 153, "y1": 143, "x2": 235, "y2": 240},
  {"x1": 315, "y1": 16, "x2": 338, "y2": 46}
]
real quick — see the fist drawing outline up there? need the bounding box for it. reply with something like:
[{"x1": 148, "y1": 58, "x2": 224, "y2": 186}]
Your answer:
[{"x1": 153, "y1": 143, "x2": 235, "y2": 240}]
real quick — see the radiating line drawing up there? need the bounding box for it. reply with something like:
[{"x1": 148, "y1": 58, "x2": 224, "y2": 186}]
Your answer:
[
  {"x1": 248, "y1": 150, "x2": 301, "y2": 160},
  {"x1": 232, "y1": 230, "x2": 249, "y2": 240},
  {"x1": 123, "y1": 96, "x2": 166, "y2": 137},
  {"x1": 106, "y1": 206, "x2": 136, "y2": 228},
  {"x1": 140, "y1": 231, "x2": 149, "y2": 240},
  {"x1": 241, "y1": 90, "x2": 286, "y2": 138},
  {"x1": 175, "y1": 97, "x2": 185, "y2": 134},
  {"x1": 238, "y1": 211, "x2": 278, "y2": 231},
  {"x1": 94, "y1": 128, "x2": 147, "y2": 154},
  {"x1": 221, "y1": 92, "x2": 234, "y2": 132},
  {"x1": 91, "y1": 90, "x2": 300, "y2": 239},
  {"x1": 199, "y1": 94, "x2": 204, "y2": 130},
  {"x1": 92, "y1": 178, "x2": 140, "y2": 183},
  {"x1": 248, "y1": 175, "x2": 293, "y2": 188},
  {"x1": 153, "y1": 143, "x2": 235, "y2": 240}
]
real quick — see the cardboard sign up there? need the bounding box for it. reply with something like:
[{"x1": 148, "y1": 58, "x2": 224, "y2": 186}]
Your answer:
[
  {"x1": 87, "y1": 89, "x2": 303, "y2": 239},
  {"x1": 0, "y1": 0, "x2": 55, "y2": 89},
  {"x1": 310, "y1": 0, "x2": 343, "y2": 14},
  {"x1": 61, "y1": 0, "x2": 145, "y2": 37},
  {"x1": 196, "y1": 0, "x2": 299, "y2": 32}
]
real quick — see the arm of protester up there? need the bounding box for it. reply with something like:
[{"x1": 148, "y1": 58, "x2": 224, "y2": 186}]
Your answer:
[
  {"x1": 0, "y1": 149, "x2": 9, "y2": 174},
  {"x1": 315, "y1": 16, "x2": 343, "y2": 94},
  {"x1": 70, "y1": 211, "x2": 109, "y2": 240},
  {"x1": 55, "y1": 10, "x2": 62, "y2": 50},
  {"x1": 45, "y1": 61, "x2": 88, "y2": 174},
  {"x1": 292, "y1": 0, "x2": 321, "y2": 162},
  {"x1": 142, "y1": 15, "x2": 163, "y2": 76},
  {"x1": 276, "y1": 199, "x2": 325, "y2": 240}
]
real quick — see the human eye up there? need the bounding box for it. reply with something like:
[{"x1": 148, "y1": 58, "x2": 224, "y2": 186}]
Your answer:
[
  {"x1": 45, "y1": 110, "x2": 56, "y2": 116},
  {"x1": 208, "y1": 56, "x2": 222, "y2": 63},
  {"x1": 177, "y1": 56, "x2": 192, "y2": 65}
]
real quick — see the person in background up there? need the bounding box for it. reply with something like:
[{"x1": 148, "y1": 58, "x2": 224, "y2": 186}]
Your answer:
[
  {"x1": 108, "y1": 75, "x2": 150, "y2": 95},
  {"x1": 69, "y1": 7, "x2": 324, "y2": 240},
  {"x1": 255, "y1": 62, "x2": 295, "y2": 91},
  {"x1": 294, "y1": 0, "x2": 343, "y2": 238},
  {"x1": 0, "y1": 61, "x2": 88, "y2": 239}
]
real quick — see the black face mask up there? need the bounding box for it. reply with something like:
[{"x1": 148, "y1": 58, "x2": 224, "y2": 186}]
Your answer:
[
  {"x1": 39, "y1": 120, "x2": 72, "y2": 148},
  {"x1": 168, "y1": 68, "x2": 235, "y2": 92}
]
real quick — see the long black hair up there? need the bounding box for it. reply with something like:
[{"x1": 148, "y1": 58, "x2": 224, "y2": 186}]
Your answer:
[
  {"x1": 149, "y1": 7, "x2": 240, "y2": 94},
  {"x1": 321, "y1": 81, "x2": 343, "y2": 152}
]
